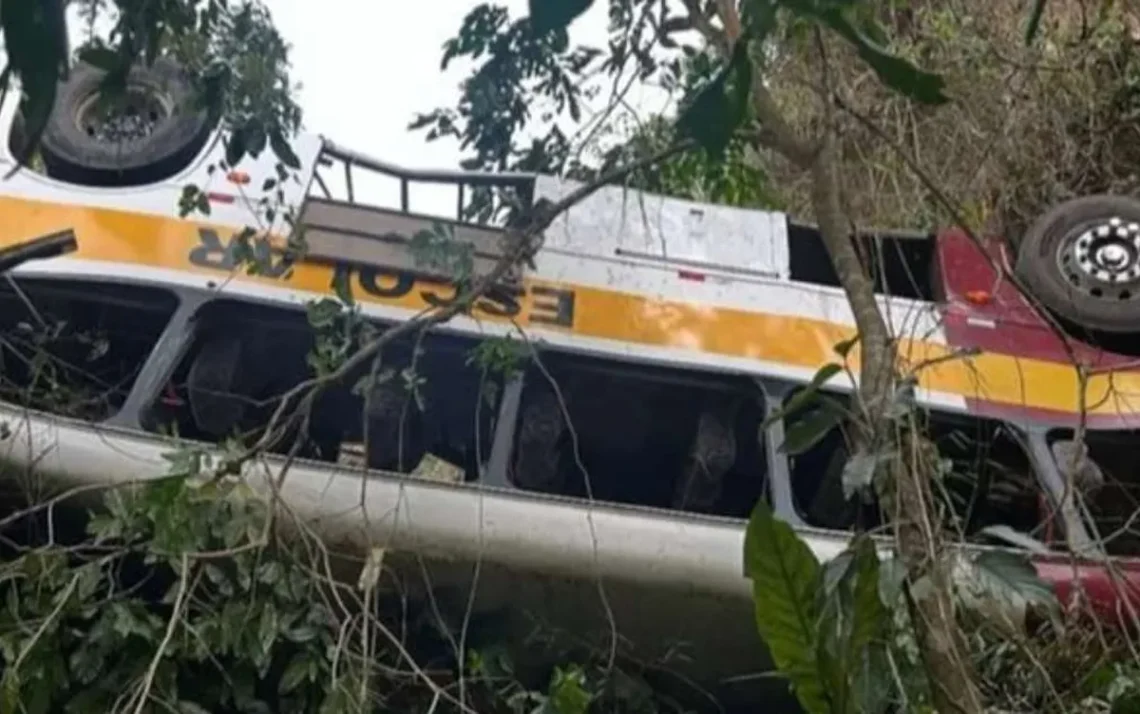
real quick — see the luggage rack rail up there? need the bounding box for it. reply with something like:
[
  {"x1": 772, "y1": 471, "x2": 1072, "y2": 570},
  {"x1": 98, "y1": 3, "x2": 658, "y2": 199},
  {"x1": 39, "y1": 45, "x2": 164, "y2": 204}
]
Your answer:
[
  {"x1": 298, "y1": 141, "x2": 535, "y2": 284},
  {"x1": 317, "y1": 140, "x2": 537, "y2": 226}
]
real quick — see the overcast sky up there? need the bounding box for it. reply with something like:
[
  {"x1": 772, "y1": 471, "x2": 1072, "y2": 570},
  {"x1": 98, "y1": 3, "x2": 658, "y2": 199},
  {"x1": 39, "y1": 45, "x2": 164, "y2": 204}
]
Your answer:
[
  {"x1": 265, "y1": 0, "x2": 672, "y2": 216},
  {"x1": 58, "y1": 1, "x2": 673, "y2": 217}
]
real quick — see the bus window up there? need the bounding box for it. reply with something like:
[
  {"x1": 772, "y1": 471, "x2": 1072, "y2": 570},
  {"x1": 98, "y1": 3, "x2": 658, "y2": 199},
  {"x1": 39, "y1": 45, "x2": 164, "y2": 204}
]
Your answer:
[
  {"x1": 0, "y1": 278, "x2": 178, "y2": 422},
  {"x1": 785, "y1": 395, "x2": 1053, "y2": 543},
  {"x1": 147, "y1": 298, "x2": 502, "y2": 481},
  {"x1": 928, "y1": 417, "x2": 1048, "y2": 544},
  {"x1": 1059, "y1": 429, "x2": 1140, "y2": 556},
  {"x1": 782, "y1": 392, "x2": 881, "y2": 532},
  {"x1": 508, "y1": 353, "x2": 767, "y2": 518}
]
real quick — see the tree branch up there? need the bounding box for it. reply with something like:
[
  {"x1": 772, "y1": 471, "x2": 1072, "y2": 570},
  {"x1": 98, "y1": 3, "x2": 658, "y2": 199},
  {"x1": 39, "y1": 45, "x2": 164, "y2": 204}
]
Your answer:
[
  {"x1": 230, "y1": 140, "x2": 696, "y2": 469},
  {"x1": 679, "y1": 0, "x2": 727, "y2": 52},
  {"x1": 831, "y1": 93, "x2": 1080, "y2": 370},
  {"x1": 682, "y1": 0, "x2": 817, "y2": 166},
  {"x1": 691, "y1": 6, "x2": 983, "y2": 708}
]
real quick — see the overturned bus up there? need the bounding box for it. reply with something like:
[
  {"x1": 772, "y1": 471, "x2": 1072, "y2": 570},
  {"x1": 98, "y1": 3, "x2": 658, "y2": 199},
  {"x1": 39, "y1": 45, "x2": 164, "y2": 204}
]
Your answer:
[{"x1": 1, "y1": 58, "x2": 1140, "y2": 707}]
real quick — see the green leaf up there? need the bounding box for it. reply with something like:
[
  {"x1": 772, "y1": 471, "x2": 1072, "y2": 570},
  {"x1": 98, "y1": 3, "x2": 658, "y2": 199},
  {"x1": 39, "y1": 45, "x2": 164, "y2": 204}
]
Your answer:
[
  {"x1": 270, "y1": 130, "x2": 301, "y2": 169},
  {"x1": 744, "y1": 501, "x2": 831, "y2": 714},
  {"x1": 785, "y1": 3, "x2": 947, "y2": 105},
  {"x1": 306, "y1": 298, "x2": 342, "y2": 328},
  {"x1": 258, "y1": 601, "x2": 278, "y2": 655},
  {"x1": 78, "y1": 46, "x2": 120, "y2": 72},
  {"x1": 762, "y1": 363, "x2": 843, "y2": 429},
  {"x1": 529, "y1": 0, "x2": 594, "y2": 34},
  {"x1": 246, "y1": 122, "x2": 267, "y2": 158},
  {"x1": 973, "y1": 550, "x2": 1057, "y2": 608},
  {"x1": 1, "y1": 671, "x2": 21, "y2": 714},
  {"x1": 283, "y1": 624, "x2": 318, "y2": 644},
  {"x1": 841, "y1": 447, "x2": 892, "y2": 499},
  {"x1": 256, "y1": 560, "x2": 283, "y2": 586},
  {"x1": 978, "y1": 525, "x2": 1051, "y2": 555},
  {"x1": 850, "y1": 43, "x2": 944, "y2": 104},
  {"x1": 953, "y1": 549, "x2": 1059, "y2": 635},
  {"x1": 332, "y1": 266, "x2": 354, "y2": 305},
  {"x1": 225, "y1": 127, "x2": 247, "y2": 167},
  {"x1": 821, "y1": 550, "x2": 855, "y2": 599},
  {"x1": 675, "y1": 38, "x2": 753, "y2": 158},
  {"x1": 817, "y1": 537, "x2": 888, "y2": 714},
  {"x1": 279, "y1": 653, "x2": 309, "y2": 694},
  {"x1": 548, "y1": 665, "x2": 592, "y2": 714},
  {"x1": 781, "y1": 401, "x2": 843, "y2": 455},
  {"x1": 833, "y1": 335, "x2": 860, "y2": 358},
  {"x1": 853, "y1": 643, "x2": 894, "y2": 714},
  {"x1": 0, "y1": 0, "x2": 69, "y2": 172},
  {"x1": 1024, "y1": 0, "x2": 1047, "y2": 45},
  {"x1": 844, "y1": 538, "x2": 886, "y2": 676},
  {"x1": 877, "y1": 557, "x2": 906, "y2": 607}
]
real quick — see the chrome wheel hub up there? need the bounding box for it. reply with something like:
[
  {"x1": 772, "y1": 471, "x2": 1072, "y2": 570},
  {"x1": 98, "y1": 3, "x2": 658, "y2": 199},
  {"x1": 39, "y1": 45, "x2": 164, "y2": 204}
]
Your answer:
[
  {"x1": 75, "y1": 86, "x2": 170, "y2": 144},
  {"x1": 1058, "y1": 217, "x2": 1140, "y2": 299}
]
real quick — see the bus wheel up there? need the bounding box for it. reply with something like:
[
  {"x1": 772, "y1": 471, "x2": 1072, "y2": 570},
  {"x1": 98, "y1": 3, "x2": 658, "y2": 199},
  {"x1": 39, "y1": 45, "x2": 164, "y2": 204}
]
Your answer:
[
  {"x1": 364, "y1": 383, "x2": 424, "y2": 473},
  {"x1": 38, "y1": 57, "x2": 213, "y2": 187},
  {"x1": 1016, "y1": 194, "x2": 1140, "y2": 334}
]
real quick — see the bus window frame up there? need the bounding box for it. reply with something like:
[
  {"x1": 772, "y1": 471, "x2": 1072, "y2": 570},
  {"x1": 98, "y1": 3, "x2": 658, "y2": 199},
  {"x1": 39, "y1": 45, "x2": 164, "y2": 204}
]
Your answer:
[
  {"x1": 45, "y1": 273, "x2": 1095, "y2": 557},
  {"x1": 0, "y1": 274, "x2": 185, "y2": 428},
  {"x1": 105, "y1": 288, "x2": 206, "y2": 432},
  {"x1": 1037, "y1": 426, "x2": 1129, "y2": 556},
  {"x1": 762, "y1": 382, "x2": 1096, "y2": 550}
]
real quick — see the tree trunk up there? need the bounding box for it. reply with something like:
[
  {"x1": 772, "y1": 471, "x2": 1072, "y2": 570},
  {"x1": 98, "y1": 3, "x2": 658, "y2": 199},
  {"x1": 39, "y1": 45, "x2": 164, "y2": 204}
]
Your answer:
[
  {"x1": 812, "y1": 129, "x2": 984, "y2": 714},
  {"x1": 808, "y1": 138, "x2": 892, "y2": 405},
  {"x1": 892, "y1": 434, "x2": 985, "y2": 713},
  {"x1": 810, "y1": 127, "x2": 985, "y2": 714},
  {"x1": 809, "y1": 130, "x2": 984, "y2": 714},
  {"x1": 692, "y1": 3, "x2": 984, "y2": 709}
]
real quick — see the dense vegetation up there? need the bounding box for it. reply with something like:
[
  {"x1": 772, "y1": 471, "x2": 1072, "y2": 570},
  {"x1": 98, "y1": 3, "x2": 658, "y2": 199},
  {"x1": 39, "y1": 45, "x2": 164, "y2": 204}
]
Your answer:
[{"x1": 1, "y1": 0, "x2": 1139, "y2": 712}]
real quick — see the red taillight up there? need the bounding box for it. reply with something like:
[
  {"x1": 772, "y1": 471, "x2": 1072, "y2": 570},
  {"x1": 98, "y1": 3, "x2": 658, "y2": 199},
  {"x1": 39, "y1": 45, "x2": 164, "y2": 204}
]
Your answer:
[{"x1": 965, "y1": 289, "x2": 992, "y2": 305}]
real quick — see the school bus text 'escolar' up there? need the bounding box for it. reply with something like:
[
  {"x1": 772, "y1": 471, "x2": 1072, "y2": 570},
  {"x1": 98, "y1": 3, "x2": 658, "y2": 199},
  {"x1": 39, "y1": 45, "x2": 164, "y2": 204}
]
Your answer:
[{"x1": 187, "y1": 228, "x2": 577, "y2": 329}]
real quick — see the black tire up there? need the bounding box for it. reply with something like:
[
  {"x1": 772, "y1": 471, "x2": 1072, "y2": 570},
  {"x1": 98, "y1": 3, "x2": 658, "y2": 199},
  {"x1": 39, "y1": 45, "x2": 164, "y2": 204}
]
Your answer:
[
  {"x1": 38, "y1": 57, "x2": 214, "y2": 186},
  {"x1": 364, "y1": 383, "x2": 425, "y2": 472},
  {"x1": 186, "y1": 333, "x2": 248, "y2": 438},
  {"x1": 1015, "y1": 194, "x2": 1140, "y2": 334},
  {"x1": 511, "y1": 388, "x2": 566, "y2": 492}
]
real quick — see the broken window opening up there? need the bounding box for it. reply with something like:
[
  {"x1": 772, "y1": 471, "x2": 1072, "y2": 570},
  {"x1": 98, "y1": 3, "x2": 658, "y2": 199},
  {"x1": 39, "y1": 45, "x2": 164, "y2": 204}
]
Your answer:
[
  {"x1": 782, "y1": 391, "x2": 882, "y2": 533},
  {"x1": 0, "y1": 278, "x2": 178, "y2": 422},
  {"x1": 146, "y1": 299, "x2": 503, "y2": 481},
  {"x1": 785, "y1": 392, "x2": 1051, "y2": 545},
  {"x1": 508, "y1": 352, "x2": 768, "y2": 518},
  {"x1": 786, "y1": 223, "x2": 938, "y2": 301},
  {"x1": 929, "y1": 417, "x2": 1048, "y2": 544},
  {"x1": 1057, "y1": 428, "x2": 1140, "y2": 556}
]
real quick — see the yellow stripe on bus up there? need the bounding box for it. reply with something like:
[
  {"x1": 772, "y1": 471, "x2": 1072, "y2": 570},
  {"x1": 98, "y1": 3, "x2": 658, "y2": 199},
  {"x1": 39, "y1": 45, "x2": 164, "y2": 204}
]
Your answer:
[{"x1": 0, "y1": 194, "x2": 1137, "y2": 420}]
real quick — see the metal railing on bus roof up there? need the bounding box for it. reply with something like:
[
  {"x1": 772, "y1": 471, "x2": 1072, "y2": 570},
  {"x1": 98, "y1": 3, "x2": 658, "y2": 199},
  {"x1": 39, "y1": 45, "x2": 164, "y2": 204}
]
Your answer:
[{"x1": 318, "y1": 140, "x2": 536, "y2": 223}]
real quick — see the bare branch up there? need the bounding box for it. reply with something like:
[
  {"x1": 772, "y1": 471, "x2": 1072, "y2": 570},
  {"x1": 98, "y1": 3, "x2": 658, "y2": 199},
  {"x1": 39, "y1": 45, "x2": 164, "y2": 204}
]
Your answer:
[{"x1": 226, "y1": 140, "x2": 695, "y2": 471}]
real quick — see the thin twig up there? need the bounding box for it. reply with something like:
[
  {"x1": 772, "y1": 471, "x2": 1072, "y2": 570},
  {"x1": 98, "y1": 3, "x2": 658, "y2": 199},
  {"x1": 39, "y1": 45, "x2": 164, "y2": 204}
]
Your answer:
[
  {"x1": 131, "y1": 553, "x2": 191, "y2": 714},
  {"x1": 223, "y1": 140, "x2": 695, "y2": 474}
]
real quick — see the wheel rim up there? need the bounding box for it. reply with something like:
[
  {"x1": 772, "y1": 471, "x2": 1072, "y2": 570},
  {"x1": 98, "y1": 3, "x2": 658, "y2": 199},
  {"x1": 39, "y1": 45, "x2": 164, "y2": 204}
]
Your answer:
[
  {"x1": 74, "y1": 84, "x2": 172, "y2": 145},
  {"x1": 1056, "y1": 216, "x2": 1140, "y2": 301}
]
